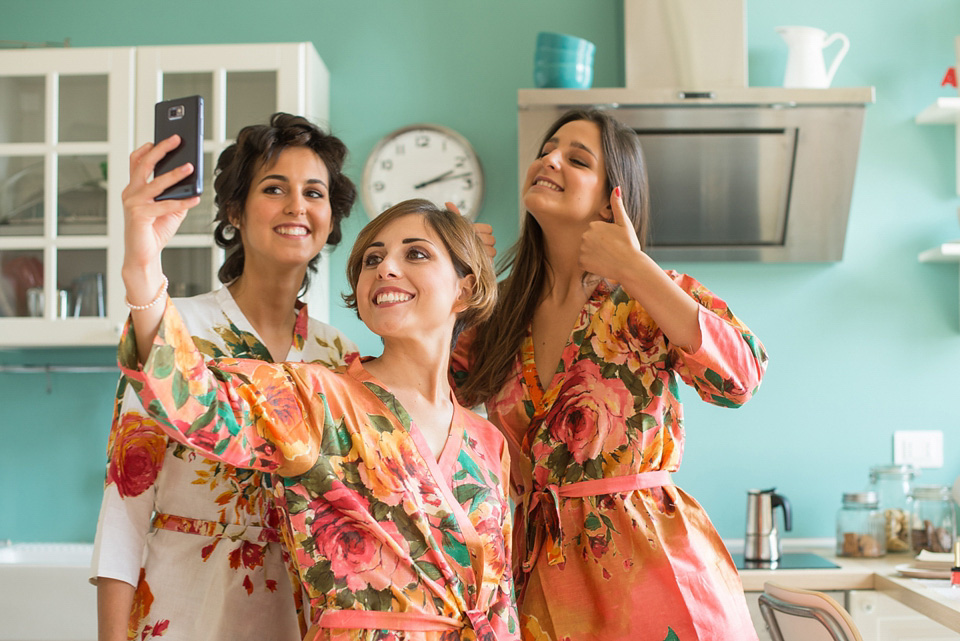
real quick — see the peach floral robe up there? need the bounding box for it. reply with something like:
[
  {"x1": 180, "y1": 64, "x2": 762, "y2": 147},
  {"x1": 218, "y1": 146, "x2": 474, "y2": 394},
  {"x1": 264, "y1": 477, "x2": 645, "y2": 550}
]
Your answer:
[
  {"x1": 91, "y1": 288, "x2": 357, "y2": 639},
  {"x1": 454, "y1": 274, "x2": 768, "y2": 641},
  {"x1": 118, "y1": 300, "x2": 520, "y2": 641}
]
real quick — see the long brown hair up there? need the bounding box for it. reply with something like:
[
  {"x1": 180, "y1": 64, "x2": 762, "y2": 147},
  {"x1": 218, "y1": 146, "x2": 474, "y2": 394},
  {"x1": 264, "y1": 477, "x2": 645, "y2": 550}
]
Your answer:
[
  {"x1": 343, "y1": 199, "x2": 498, "y2": 351},
  {"x1": 212, "y1": 112, "x2": 356, "y2": 294},
  {"x1": 458, "y1": 109, "x2": 649, "y2": 406}
]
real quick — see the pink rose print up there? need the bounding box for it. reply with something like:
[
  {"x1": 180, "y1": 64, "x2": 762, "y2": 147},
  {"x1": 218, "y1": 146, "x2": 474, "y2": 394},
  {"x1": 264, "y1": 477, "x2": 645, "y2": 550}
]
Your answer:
[
  {"x1": 309, "y1": 485, "x2": 413, "y2": 592},
  {"x1": 108, "y1": 413, "x2": 167, "y2": 497},
  {"x1": 543, "y1": 360, "x2": 632, "y2": 465}
]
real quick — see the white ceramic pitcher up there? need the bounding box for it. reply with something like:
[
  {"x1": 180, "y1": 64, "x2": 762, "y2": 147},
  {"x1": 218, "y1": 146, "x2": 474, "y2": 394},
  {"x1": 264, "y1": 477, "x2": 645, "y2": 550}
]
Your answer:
[{"x1": 776, "y1": 26, "x2": 850, "y2": 88}]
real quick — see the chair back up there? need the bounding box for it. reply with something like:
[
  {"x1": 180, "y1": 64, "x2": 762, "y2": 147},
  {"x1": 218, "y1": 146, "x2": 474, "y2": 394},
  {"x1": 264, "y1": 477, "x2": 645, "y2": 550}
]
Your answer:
[{"x1": 758, "y1": 581, "x2": 863, "y2": 641}]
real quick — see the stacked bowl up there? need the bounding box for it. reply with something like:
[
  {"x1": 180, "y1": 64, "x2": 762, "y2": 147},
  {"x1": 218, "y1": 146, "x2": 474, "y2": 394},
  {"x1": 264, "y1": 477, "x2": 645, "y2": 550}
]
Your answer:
[{"x1": 534, "y1": 32, "x2": 596, "y2": 89}]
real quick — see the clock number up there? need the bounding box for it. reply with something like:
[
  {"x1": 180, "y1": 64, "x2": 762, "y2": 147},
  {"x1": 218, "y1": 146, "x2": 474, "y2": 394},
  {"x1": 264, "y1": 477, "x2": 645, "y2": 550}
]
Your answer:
[
  {"x1": 415, "y1": 134, "x2": 430, "y2": 148},
  {"x1": 380, "y1": 159, "x2": 393, "y2": 171},
  {"x1": 373, "y1": 181, "x2": 385, "y2": 192},
  {"x1": 454, "y1": 155, "x2": 466, "y2": 169},
  {"x1": 463, "y1": 176, "x2": 474, "y2": 190}
]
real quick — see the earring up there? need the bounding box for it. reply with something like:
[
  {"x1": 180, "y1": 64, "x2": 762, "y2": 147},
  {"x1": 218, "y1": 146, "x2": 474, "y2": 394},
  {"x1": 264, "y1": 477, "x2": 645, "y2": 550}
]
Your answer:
[{"x1": 222, "y1": 224, "x2": 237, "y2": 240}]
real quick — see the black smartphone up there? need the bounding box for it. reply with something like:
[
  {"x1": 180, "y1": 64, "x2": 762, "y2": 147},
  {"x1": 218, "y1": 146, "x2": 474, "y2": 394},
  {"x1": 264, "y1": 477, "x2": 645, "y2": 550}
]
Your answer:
[{"x1": 153, "y1": 95, "x2": 203, "y2": 200}]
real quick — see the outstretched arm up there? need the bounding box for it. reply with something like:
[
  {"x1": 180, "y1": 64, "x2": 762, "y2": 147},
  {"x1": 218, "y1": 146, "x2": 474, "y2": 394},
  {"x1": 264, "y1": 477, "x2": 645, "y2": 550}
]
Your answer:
[{"x1": 121, "y1": 135, "x2": 200, "y2": 362}]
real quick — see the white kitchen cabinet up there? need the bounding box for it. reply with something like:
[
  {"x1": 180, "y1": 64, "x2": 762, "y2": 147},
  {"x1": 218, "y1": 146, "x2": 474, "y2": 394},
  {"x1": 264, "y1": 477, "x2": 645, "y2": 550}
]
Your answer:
[
  {"x1": 0, "y1": 42, "x2": 330, "y2": 347},
  {"x1": 848, "y1": 590, "x2": 960, "y2": 640}
]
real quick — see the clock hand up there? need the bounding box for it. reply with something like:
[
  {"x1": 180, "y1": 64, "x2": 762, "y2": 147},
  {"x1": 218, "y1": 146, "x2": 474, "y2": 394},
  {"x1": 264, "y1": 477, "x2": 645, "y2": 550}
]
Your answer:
[
  {"x1": 414, "y1": 171, "x2": 473, "y2": 189},
  {"x1": 413, "y1": 170, "x2": 454, "y2": 189}
]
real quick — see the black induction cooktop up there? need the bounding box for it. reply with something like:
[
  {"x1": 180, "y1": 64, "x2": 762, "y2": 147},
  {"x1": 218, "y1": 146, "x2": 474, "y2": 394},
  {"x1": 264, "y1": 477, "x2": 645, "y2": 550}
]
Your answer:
[{"x1": 732, "y1": 552, "x2": 840, "y2": 570}]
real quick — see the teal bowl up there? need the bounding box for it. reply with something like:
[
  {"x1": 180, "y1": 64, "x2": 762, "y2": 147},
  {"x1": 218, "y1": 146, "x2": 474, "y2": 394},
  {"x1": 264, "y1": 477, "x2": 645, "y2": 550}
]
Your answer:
[{"x1": 534, "y1": 61, "x2": 594, "y2": 89}]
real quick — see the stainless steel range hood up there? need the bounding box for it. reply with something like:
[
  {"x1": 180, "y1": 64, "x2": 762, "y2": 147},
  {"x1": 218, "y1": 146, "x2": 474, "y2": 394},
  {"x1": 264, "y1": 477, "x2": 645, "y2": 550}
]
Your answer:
[{"x1": 516, "y1": 1, "x2": 875, "y2": 262}]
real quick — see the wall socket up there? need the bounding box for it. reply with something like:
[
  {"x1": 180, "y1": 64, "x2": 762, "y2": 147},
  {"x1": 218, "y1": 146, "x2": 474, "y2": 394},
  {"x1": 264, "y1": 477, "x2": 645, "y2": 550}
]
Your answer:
[{"x1": 893, "y1": 430, "x2": 943, "y2": 469}]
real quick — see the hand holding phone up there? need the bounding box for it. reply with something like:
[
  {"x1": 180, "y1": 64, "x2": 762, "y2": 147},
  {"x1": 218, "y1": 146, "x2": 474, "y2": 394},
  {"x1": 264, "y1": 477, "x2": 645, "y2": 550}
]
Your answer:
[{"x1": 154, "y1": 95, "x2": 203, "y2": 200}]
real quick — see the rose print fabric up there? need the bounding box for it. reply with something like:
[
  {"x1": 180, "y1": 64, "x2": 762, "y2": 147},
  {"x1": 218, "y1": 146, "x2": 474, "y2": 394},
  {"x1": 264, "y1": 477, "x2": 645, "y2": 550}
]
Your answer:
[
  {"x1": 453, "y1": 273, "x2": 768, "y2": 641},
  {"x1": 117, "y1": 300, "x2": 520, "y2": 641},
  {"x1": 91, "y1": 287, "x2": 357, "y2": 640}
]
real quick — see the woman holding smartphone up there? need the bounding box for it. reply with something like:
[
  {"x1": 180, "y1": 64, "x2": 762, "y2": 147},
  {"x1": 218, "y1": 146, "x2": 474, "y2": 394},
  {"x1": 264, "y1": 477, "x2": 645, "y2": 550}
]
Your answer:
[
  {"x1": 117, "y1": 190, "x2": 517, "y2": 640},
  {"x1": 91, "y1": 113, "x2": 358, "y2": 640}
]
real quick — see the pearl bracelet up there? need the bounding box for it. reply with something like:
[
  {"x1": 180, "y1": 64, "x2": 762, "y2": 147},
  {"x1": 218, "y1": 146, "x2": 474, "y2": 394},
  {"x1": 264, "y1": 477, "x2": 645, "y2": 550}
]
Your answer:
[{"x1": 125, "y1": 276, "x2": 169, "y2": 311}]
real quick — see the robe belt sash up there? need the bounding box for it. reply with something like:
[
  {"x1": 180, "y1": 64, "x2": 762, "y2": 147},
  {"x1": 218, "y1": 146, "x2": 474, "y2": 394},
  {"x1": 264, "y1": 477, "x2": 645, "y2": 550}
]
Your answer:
[
  {"x1": 518, "y1": 470, "x2": 673, "y2": 572},
  {"x1": 152, "y1": 513, "x2": 281, "y2": 543},
  {"x1": 304, "y1": 608, "x2": 498, "y2": 640}
]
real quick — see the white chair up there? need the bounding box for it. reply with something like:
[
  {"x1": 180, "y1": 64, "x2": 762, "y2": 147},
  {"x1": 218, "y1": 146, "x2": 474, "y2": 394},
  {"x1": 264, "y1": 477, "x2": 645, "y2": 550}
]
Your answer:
[{"x1": 758, "y1": 581, "x2": 864, "y2": 641}]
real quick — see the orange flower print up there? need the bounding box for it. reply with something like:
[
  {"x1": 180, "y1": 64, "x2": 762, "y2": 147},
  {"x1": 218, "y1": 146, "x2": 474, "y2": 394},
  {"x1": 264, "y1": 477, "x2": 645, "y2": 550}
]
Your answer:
[
  {"x1": 589, "y1": 301, "x2": 659, "y2": 369},
  {"x1": 108, "y1": 413, "x2": 167, "y2": 498},
  {"x1": 358, "y1": 430, "x2": 419, "y2": 507},
  {"x1": 543, "y1": 360, "x2": 632, "y2": 465},
  {"x1": 128, "y1": 569, "x2": 170, "y2": 638}
]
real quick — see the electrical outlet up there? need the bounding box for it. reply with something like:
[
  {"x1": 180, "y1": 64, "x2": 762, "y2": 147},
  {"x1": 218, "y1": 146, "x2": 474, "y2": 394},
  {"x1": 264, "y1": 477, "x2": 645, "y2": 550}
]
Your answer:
[{"x1": 893, "y1": 430, "x2": 943, "y2": 469}]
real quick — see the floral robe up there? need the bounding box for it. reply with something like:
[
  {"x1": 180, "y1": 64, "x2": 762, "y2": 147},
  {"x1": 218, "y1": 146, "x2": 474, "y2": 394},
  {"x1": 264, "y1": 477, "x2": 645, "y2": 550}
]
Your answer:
[
  {"x1": 91, "y1": 288, "x2": 357, "y2": 640},
  {"x1": 117, "y1": 300, "x2": 520, "y2": 641},
  {"x1": 453, "y1": 274, "x2": 768, "y2": 641}
]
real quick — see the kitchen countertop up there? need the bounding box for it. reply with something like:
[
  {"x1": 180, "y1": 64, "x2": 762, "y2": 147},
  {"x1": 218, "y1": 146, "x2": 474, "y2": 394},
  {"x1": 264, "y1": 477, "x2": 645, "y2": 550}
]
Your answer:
[{"x1": 737, "y1": 547, "x2": 960, "y2": 633}]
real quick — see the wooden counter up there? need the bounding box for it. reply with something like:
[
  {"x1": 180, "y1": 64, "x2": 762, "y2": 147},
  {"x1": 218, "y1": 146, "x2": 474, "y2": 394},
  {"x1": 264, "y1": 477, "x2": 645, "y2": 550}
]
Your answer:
[{"x1": 738, "y1": 548, "x2": 960, "y2": 634}]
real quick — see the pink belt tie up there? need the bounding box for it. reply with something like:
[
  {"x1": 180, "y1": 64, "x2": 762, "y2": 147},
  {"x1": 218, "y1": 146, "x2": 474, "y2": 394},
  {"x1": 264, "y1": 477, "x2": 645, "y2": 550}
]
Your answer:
[
  {"x1": 518, "y1": 470, "x2": 673, "y2": 573},
  {"x1": 306, "y1": 607, "x2": 499, "y2": 640}
]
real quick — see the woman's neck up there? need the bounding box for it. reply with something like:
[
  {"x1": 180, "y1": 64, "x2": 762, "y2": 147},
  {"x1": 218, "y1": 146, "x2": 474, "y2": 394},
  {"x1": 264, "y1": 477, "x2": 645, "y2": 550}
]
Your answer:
[
  {"x1": 365, "y1": 336, "x2": 452, "y2": 404},
  {"x1": 227, "y1": 264, "x2": 305, "y2": 359}
]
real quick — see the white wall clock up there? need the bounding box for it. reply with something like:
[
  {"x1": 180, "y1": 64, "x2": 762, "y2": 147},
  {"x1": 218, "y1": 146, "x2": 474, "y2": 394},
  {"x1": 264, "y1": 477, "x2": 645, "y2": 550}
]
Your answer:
[{"x1": 361, "y1": 124, "x2": 484, "y2": 220}]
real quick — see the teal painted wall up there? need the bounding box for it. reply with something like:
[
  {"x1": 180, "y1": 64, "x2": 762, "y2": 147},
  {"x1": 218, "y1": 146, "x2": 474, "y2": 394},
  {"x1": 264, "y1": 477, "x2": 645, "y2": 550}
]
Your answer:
[{"x1": 2, "y1": 0, "x2": 958, "y2": 544}]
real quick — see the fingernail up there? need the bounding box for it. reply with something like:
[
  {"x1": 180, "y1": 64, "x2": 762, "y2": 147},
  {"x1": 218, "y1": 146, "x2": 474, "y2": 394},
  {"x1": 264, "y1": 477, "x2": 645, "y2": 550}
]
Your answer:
[{"x1": 615, "y1": 186, "x2": 622, "y2": 198}]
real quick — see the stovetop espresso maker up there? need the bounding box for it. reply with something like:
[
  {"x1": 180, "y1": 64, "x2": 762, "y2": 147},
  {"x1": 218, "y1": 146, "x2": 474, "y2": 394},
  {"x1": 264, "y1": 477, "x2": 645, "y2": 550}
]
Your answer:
[{"x1": 745, "y1": 488, "x2": 792, "y2": 562}]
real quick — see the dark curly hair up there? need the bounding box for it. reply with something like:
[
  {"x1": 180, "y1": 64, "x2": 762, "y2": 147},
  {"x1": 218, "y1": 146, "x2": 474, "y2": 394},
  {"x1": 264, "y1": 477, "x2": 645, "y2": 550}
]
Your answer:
[{"x1": 212, "y1": 112, "x2": 356, "y2": 293}]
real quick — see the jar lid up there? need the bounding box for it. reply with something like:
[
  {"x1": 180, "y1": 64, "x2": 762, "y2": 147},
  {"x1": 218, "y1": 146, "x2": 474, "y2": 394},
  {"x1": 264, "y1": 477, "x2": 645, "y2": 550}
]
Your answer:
[
  {"x1": 869, "y1": 464, "x2": 918, "y2": 479},
  {"x1": 910, "y1": 484, "x2": 949, "y2": 500},
  {"x1": 843, "y1": 491, "x2": 879, "y2": 506}
]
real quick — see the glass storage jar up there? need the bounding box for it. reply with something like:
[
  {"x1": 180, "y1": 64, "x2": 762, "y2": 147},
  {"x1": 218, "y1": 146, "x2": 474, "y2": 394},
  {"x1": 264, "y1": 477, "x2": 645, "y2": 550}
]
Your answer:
[
  {"x1": 836, "y1": 491, "x2": 885, "y2": 557},
  {"x1": 869, "y1": 464, "x2": 918, "y2": 552},
  {"x1": 908, "y1": 485, "x2": 956, "y2": 553}
]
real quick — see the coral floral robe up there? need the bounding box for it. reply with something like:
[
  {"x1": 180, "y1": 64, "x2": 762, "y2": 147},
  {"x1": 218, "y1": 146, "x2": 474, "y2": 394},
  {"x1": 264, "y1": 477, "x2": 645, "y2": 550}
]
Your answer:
[
  {"x1": 454, "y1": 274, "x2": 768, "y2": 641},
  {"x1": 91, "y1": 288, "x2": 356, "y2": 639},
  {"x1": 118, "y1": 300, "x2": 520, "y2": 641}
]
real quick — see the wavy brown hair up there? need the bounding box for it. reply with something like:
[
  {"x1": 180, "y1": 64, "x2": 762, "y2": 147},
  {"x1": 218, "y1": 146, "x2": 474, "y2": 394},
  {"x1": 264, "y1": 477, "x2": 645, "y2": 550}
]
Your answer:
[
  {"x1": 458, "y1": 108, "x2": 650, "y2": 407},
  {"x1": 212, "y1": 112, "x2": 356, "y2": 294},
  {"x1": 343, "y1": 199, "x2": 497, "y2": 351}
]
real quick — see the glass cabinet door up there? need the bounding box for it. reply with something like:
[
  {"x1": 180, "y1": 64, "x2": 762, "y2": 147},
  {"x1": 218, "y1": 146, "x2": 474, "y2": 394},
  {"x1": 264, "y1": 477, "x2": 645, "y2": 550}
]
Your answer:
[
  {"x1": 135, "y1": 43, "x2": 329, "y2": 320},
  {"x1": 0, "y1": 47, "x2": 134, "y2": 345}
]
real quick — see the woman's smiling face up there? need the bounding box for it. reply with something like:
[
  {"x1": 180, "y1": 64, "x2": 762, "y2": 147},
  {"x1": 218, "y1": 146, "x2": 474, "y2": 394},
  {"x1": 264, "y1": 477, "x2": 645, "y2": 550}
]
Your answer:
[
  {"x1": 235, "y1": 146, "x2": 332, "y2": 271},
  {"x1": 356, "y1": 213, "x2": 471, "y2": 341}
]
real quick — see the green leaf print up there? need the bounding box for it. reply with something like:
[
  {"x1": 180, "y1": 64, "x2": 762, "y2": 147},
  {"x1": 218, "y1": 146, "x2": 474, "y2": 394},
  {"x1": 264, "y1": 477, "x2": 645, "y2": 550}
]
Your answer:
[
  {"x1": 546, "y1": 444, "x2": 572, "y2": 473},
  {"x1": 172, "y1": 368, "x2": 190, "y2": 409},
  {"x1": 584, "y1": 457, "x2": 603, "y2": 480},
  {"x1": 704, "y1": 368, "x2": 725, "y2": 391},
  {"x1": 367, "y1": 414, "x2": 396, "y2": 433},
  {"x1": 584, "y1": 513, "x2": 602, "y2": 531},
  {"x1": 146, "y1": 399, "x2": 168, "y2": 421},
  {"x1": 321, "y1": 416, "x2": 353, "y2": 457},
  {"x1": 356, "y1": 586, "x2": 394, "y2": 610},
  {"x1": 456, "y1": 448, "x2": 486, "y2": 484},
  {"x1": 151, "y1": 345, "x2": 175, "y2": 379},
  {"x1": 186, "y1": 402, "x2": 217, "y2": 436},
  {"x1": 192, "y1": 337, "x2": 225, "y2": 359},
  {"x1": 710, "y1": 394, "x2": 741, "y2": 408},
  {"x1": 284, "y1": 490, "x2": 309, "y2": 515},
  {"x1": 563, "y1": 462, "x2": 583, "y2": 484},
  {"x1": 452, "y1": 483, "x2": 488, "y2": 512},
  {"x1": 392, "y1": 509, "x2": 429, "y2": 559},
  {"x1": 662, "y1": 627, "x2": 680, "y2": 641},
  {"x1": 415, "y1": 560, "x2": 443, "y2": 581},
  {"x1": 370, "y1": 499, "x2": 392, "y2": 521},
  {"x1": 304, "y1": 559, "x2": 335, "y2": 594},
  {"x1": 442, "y1": 530, "x2": 471, "y2": 566}
]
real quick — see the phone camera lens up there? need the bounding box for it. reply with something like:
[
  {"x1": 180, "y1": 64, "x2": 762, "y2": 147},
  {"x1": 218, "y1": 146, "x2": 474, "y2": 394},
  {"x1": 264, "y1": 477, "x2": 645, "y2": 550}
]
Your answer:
[{"x1": 168, "y1": 105, "x2": 185, "y2": 120}]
